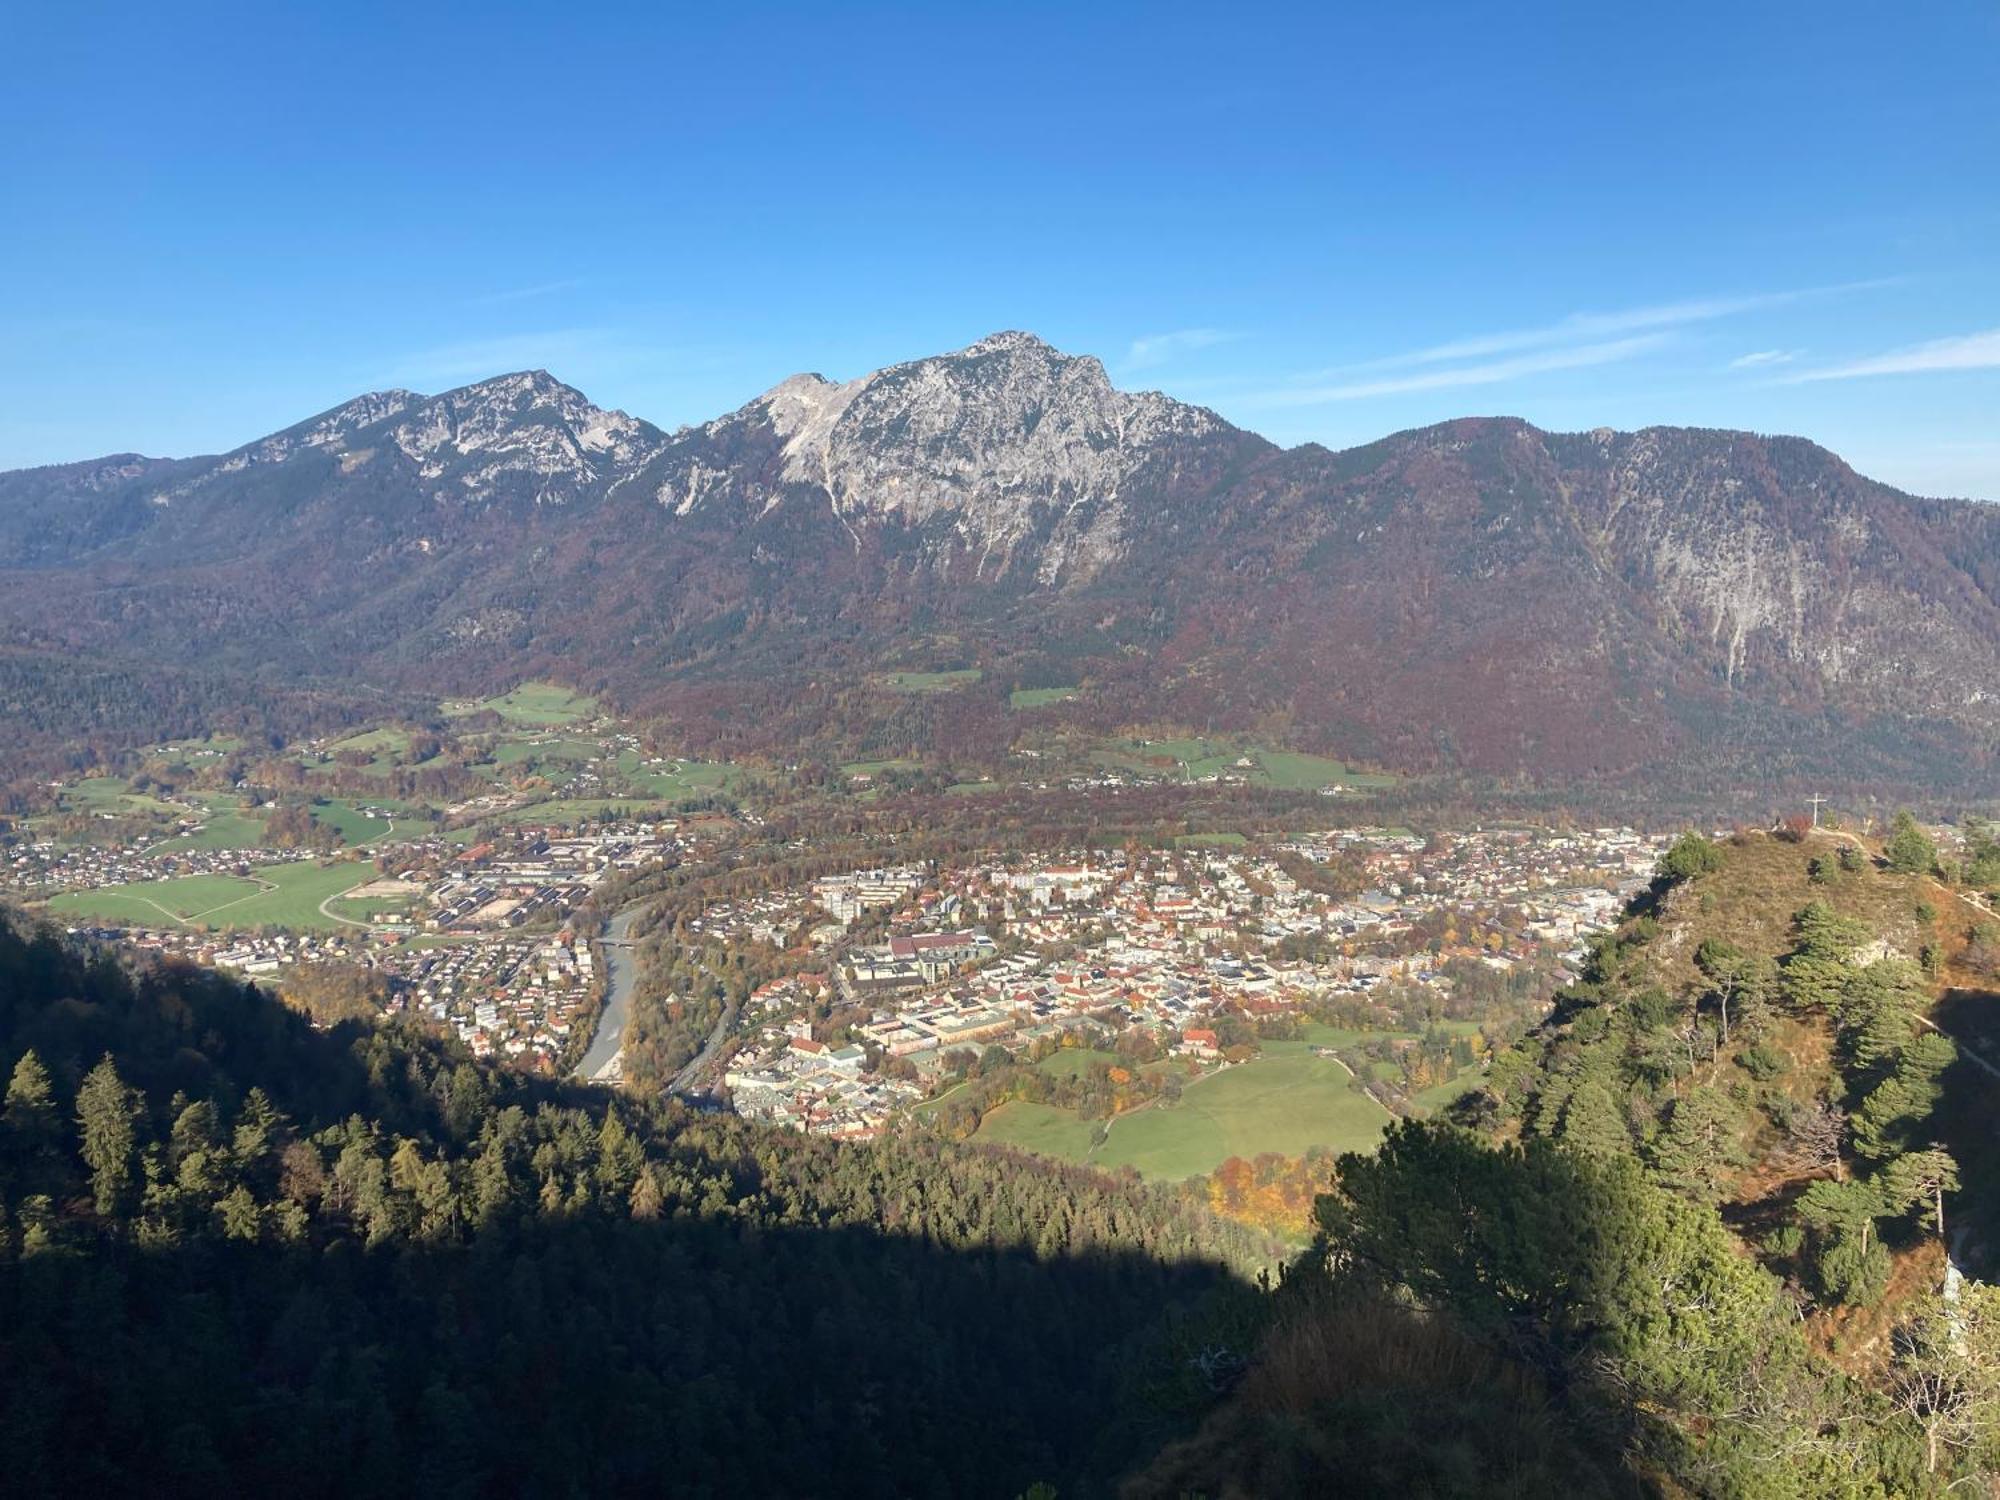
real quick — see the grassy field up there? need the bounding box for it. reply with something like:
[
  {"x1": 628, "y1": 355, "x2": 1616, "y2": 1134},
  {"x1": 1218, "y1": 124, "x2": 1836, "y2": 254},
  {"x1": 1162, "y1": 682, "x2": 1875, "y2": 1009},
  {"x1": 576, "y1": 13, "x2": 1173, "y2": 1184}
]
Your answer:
[
  {"x1": 1010, "y1": 686, "x2": 1078, "y2": 709},
  {"x1": 151, "y1": 808, "x2": 270, "y2": 853},
  {"x1": 972, "y1": 1050, "x2": 1393, "y2": 1181},
  {"x1": 614, "y1": 753, "x2": 743, "y2": 801},
  {"x1": 1176, "y1": 832, "x2": 1248, "y2": 848},
  {"x1": 1410, "y1": 1070, "x2": 1484, "y2": 1114},
  {"x1": 1093, "y1": 1054, "x2": 1392, "y2": 1179},
  {"x1": 1292, "y1": 1022, "x2": 1404, "y2": 1047},
  {"x1": 1254, "y1": 749, "x2": 1367, "y2": 790},
  {"x1": 325, "y1": 726, "x2": 411, "y2": 755},
  {"x1": 491, "y1": 735, "x2": 603, "y2": 767},
  {"x1": 1036, "y1": 1047, "x2": 1121, "y2": 1079},
  {"x1": 875, "y1": 669, "x2": 982, "y2": 693},
  {"x1": 325, "y1": 893, "x2": 417, "y2": 923},
  {"x1": 309, "y1": 799, "x2": 395, "y2": 845},
  {"x1": 151, "y1": 735, "x2": 246, "y2": 757},
  {"x1": 47, "y1": 859, "x2": 375, "y2": 931},
  {"x1": 970, "y1": 1101, "x2": 1105, "y2": 1161},
  {"x1": 840, "y1": 758, "x2": 925, "y2": 776},
  {"x1": 489, "y1": 797, "x2": 677, "y2": 826},
  {"x1": 63, "y1": 777, "x2": 183, "y2": 817},
  {"x1": 1093, "y1": 737, "x2": 1397, "y2": 792},
  {"x1": 443, "y1": 682, "x2": 598, "y2": 725}
]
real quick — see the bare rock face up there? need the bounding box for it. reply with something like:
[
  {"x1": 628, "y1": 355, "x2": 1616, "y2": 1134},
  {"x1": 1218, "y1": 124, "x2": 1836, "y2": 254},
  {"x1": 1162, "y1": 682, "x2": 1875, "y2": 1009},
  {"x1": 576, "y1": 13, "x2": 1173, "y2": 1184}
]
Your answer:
[
  {"x1": 1552, "y1": 426, "x2": 2000, "y2": 723},
  {"x1": 656, "y1": 331, "x2": 1251, "y2": 582},
  {"x1": 381, "y1": 371, "x2": 665, "y2": 500}
]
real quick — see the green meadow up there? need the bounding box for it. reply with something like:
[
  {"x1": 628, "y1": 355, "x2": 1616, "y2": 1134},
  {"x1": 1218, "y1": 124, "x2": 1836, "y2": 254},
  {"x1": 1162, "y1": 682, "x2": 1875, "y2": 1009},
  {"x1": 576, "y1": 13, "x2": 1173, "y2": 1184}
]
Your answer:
[
  {"x1": 325, "y1": 726, "x2": 412, "y2": 755},
  {"x1": 151, "y1": 808, "x2": 270, "y2": 853},
  {"x1": 1093, "y1": 737, "x2": 1398, "y2": 792},
  {"x1": 875, "y1": 669, "x2": 982, "y2": 693},
  {"x1": 971, "y1": 1049, "x2": 1393, "y2": 1181},
  {"x1": 47, "y1": 860, "x2": 376, "y2": 931},
  {"x1": 1009, "y1": 686, "x2": 1079, "y2": 709},
  {"x1": 1035, "y1": 1047, "x2": 1122, "y2": 1080},
  {"x1": 308, "y1": 799, "x2": 398, "y2": 845},
  {"x1": 488, "y1": 797, "x2": 678, "y2": 826},
  {"x1": 444, "y1": 682, "x2": 598, "y2": 725},
  {"x1": 614, "y1": 752, "x2": 744, "y2": 801},
  {"x1": 490, "y1": 736, "x2": 604, "y2": 769},
  {"x1": 63, "y1": 777, "x2": 182, "y2": 817},
  {"x1": 968, "y1": 1101, "x2": 1105, "y2": 1162}
]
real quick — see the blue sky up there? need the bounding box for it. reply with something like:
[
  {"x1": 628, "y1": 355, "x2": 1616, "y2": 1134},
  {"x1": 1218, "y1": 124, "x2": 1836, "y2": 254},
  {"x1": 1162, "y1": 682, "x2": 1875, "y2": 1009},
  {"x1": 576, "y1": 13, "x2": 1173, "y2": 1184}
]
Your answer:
[{"x1": 3, "y1": 2, "x2": 1997, "y2": 498}]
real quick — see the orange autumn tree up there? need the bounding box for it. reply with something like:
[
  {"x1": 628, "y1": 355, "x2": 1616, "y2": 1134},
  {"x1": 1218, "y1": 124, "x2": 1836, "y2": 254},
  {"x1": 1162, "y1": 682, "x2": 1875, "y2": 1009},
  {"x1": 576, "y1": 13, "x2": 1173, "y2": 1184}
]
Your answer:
[{"x1": 1200, "y1": 1150, "x2": 1336, "y2": 1237}]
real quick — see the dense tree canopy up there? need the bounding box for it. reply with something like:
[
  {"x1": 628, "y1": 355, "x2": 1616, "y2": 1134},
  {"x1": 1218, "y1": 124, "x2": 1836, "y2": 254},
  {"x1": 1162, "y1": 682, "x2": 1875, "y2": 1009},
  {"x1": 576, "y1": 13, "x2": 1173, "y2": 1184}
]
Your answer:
[{"x1": 0, "y1": 909, "x2": 1270, "y2": 1496}]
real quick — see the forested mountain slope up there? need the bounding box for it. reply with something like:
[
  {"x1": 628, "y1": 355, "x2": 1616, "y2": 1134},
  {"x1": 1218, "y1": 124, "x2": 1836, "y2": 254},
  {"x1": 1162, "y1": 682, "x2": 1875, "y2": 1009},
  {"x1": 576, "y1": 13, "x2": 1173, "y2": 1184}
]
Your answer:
[
  {"x1": 2, "y1": 335, "x2": 1994, "y2": 793},
  {"x1": 1131, "y1": 828, "x2": 2000, "y2": 1496},
  {"x1": 0, "y1": 908, "x2": 1271, "y2": 1496}
]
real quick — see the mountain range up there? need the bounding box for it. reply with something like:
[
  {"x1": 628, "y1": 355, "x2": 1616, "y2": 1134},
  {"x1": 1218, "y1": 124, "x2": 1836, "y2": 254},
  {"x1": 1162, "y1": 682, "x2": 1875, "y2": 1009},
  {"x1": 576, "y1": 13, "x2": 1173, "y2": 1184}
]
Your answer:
[{"x1": 3, "y1": 331, "x2": 1996, "y2": 793}]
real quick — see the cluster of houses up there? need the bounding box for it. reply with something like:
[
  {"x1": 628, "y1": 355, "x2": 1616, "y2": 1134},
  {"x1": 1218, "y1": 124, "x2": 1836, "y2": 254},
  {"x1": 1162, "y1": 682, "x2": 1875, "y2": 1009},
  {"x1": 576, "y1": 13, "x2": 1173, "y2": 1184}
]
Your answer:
[
  {"x1": 109, "y1": 924, "x2": 370, "y2": 976},
  {"x1": 387, "y1": 935, "x2": 597, "y2": 1067},
  {"x1": 707, "y1": 827, "x2": 1669, "y2": 1140},
  {"x1": 724, "y1": 1020, "x2": 924, "y2": 1137},
  {"x1": 25, "y1": 819, "x2": 688, "y2": 1072},
  {"x1": 3, "y1": 837, "x2": 274, "y2": 898}
]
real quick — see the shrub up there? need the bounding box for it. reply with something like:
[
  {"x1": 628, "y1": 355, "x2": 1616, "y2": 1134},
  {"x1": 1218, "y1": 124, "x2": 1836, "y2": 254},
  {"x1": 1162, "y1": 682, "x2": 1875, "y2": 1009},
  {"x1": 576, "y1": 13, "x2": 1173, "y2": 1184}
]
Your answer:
[
  {"x1": 1659, "y1": 832, "x2": 1726, "y2": 882},
  {"x1": 1739, "y1": 1043, "x2": 1788, "y2": 1081}
]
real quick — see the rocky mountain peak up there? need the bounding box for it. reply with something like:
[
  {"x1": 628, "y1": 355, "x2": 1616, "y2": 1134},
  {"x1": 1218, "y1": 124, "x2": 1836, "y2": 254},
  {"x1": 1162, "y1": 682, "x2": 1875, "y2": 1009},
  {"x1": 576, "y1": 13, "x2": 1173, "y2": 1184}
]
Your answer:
[
  {"x1": 631, "y1": 332, "x2": 1250, "y2": 581},
  {"x1": 238, "y1": 388, "x2": 425, "y2": 463},
  {"x1": 383, "y1": 371, "x2": 666, "y2": 498},
  {"x1": 958, "y1": 329, "x2": 1061, "y2": 357},
  {"x1": 734, "y1": 333, "x2": 1238, "y2": 531}
]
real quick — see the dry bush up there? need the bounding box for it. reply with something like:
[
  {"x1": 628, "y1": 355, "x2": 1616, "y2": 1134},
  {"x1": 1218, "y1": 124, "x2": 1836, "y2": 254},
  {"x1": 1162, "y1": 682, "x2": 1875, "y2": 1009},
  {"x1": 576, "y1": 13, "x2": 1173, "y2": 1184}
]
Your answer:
[{"x1": 1122, "y1": 1290, "x2": 1619, "y2": 1499}]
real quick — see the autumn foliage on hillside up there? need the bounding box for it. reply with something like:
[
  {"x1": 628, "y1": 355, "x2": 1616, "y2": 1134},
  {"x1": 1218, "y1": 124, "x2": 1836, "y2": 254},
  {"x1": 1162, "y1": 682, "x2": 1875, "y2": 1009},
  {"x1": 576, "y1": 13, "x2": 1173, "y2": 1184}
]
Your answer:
[{"x1": 1193, "y1": 1150, "x2": 1335, "y2": 1239}]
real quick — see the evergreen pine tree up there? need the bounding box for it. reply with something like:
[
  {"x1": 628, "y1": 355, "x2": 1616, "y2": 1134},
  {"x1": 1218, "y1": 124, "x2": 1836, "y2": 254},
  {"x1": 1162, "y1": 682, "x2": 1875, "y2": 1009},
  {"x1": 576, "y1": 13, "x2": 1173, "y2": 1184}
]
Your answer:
[
  {"x1": 1559, "y1": 1081, "x2": 1631, "y2": 1158},
  {"x1": 75, "y1": 1054, "x2": 138, "y2": 1217},
  {"x1": 1885, "y1": 811, "x2": 1937, "y2": 876}
]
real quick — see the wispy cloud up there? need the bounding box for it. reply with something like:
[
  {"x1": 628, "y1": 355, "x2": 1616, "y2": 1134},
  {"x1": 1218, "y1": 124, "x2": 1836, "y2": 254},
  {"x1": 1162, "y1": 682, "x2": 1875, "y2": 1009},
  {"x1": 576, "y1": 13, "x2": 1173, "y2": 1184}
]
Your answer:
[
  {"x1": 1122, "y1": 328, "x2": 1239, "y2": 371},
  {"x1": 1371, "y1": 295, "x2": 1769, "y2": 370},
  {"x1": 1786, "y1": 326, "x2": 2000, "y2": 382},
  {"x1": 1729, "y1": 348, "x2": 1799, "y2": 369},
  {"x1": 467, "y1": 278, "x2": 586, "y2": 307},
  {"x1": 1225, "y1": 278, "x2": 1897, "y2": 408},
  {"x1": 1294, "y1": 278, "x2": 1894, "y2": 383},
  {"x1": 1245, "y1": 334, "x2": 1671, "y2": 407}
]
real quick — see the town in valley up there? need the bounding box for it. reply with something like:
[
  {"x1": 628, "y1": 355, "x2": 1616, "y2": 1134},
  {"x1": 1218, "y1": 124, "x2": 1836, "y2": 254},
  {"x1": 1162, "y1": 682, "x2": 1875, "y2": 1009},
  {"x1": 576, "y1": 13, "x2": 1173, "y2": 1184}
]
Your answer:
[{"x1": 0, "y1": 688, "x2": 1698, "y2": 1186}]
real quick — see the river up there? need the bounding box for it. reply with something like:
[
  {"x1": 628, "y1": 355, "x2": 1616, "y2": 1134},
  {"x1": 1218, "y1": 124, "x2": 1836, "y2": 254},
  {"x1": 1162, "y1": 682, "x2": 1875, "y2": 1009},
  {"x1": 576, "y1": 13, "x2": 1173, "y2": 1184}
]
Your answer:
[{"x1": 573, "y1": 905, "x2": 645, "y2": 1082}]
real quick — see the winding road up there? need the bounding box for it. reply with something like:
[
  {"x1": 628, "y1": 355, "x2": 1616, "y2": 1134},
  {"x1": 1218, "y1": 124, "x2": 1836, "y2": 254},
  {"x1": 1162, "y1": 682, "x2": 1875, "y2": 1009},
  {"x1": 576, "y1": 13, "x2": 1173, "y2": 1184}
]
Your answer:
[
  {"x1": 671, "y1": 994, "x2": 737, "y2": 1095},
  {"x1": 317, "y1": 883, "x2": 374, "y2": 929}
]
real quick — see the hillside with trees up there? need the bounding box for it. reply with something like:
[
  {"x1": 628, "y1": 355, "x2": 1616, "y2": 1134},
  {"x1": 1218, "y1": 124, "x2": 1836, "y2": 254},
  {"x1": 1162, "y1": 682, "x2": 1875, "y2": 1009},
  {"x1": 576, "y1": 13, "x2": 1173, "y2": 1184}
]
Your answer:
[
  {"x1": 1133, "y1": 828, "x2": 2000, "y2": 1495},
  {"x1": 9, "y1": 823, "x2": 2000, "y2": 1495},
  {"x1": 0, "y1": 906, "x2": 1273, "y2": 1496}
]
